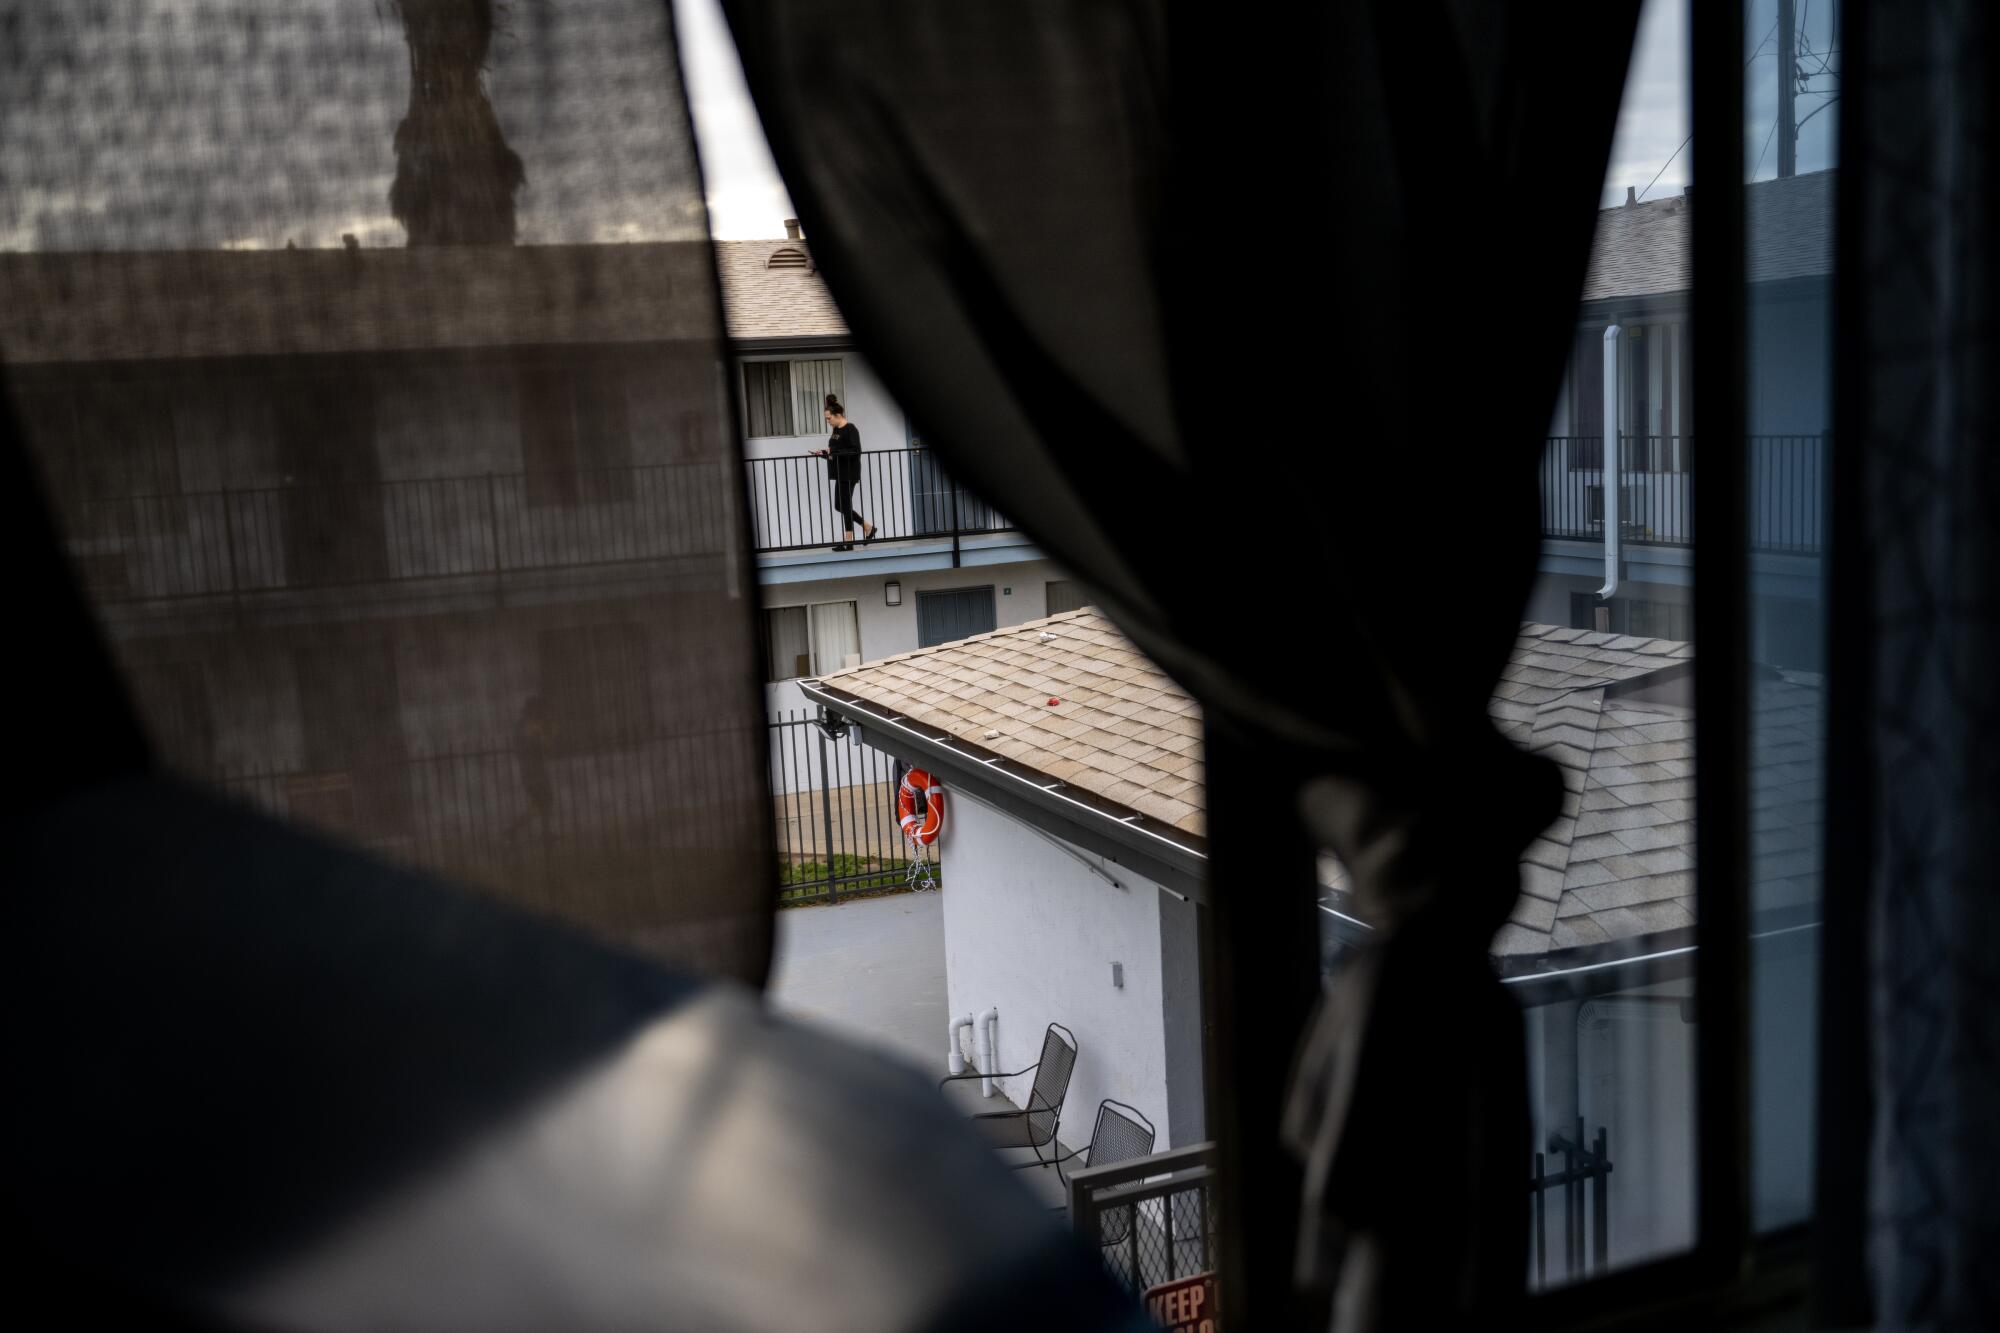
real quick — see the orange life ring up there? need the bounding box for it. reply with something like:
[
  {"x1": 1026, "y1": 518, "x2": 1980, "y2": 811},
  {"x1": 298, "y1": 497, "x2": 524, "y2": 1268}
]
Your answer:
[{"x1": 897, "y1": 768, "x2": 945, "y2": 846}]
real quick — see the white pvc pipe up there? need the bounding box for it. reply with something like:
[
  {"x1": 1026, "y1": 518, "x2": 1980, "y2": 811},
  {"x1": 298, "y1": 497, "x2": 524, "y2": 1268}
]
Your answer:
[
  {"x1": 947, "y1": 1014, "x2": 974, "y2": 1075},
  {"x1": 975, "y1": 1007, "x2": 999, "y2": 1098},
  {"x1": 1599, "y1": 323, "x2": 1622, "y2": 599}
]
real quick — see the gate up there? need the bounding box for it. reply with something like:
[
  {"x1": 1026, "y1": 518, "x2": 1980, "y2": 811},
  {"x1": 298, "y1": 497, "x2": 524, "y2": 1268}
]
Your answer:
[{"x1": 768, "y1": 710, "x2": 936, "y2": 903}]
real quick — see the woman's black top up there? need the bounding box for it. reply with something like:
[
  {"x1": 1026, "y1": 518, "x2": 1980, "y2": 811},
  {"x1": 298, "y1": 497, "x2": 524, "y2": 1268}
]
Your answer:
[{"x1": 826, "y1": 422, "x2": 861, "y2": 483}]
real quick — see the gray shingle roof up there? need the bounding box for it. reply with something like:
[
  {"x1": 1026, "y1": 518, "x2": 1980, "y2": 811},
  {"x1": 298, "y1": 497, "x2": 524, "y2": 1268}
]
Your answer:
[
  {"x1": 1580, "y1": 168, "x2": 1835, "y2": 303},
  {"x1": 823, "y1": 611, "x2": 1823, "y2": 963},
  {"x1": 712, "y1": 239, "x2": 848, "y2": 341}
]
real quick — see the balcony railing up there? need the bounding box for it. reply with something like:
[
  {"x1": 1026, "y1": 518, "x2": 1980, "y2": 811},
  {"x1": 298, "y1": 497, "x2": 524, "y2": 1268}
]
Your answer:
[
  {"x1": 742, "y1": 447, "x2": 1014, "y2": 553},
  {"x1": 1539, "y1": 434, "x2": 1825, "y2": 554},
  {"x1": 58, "y1": 451, "x2": 1020, "y2": 604}
]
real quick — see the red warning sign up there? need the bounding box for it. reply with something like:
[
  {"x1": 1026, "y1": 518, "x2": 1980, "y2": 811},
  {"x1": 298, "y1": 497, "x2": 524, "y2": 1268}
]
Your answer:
[{"x1": 1142, "y1": 1271, "x2": 1218, "y2": 1332}]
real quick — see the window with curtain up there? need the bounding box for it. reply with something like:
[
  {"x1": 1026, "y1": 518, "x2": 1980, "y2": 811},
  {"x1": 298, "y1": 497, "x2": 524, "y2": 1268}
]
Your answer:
[
  {"x1": 763, "y1": 600, "x2": 858, "y2": 679},
  {"x1": 790, "y1": 357, "x2": 844, "y2": 432},
  {"x1": 807, "y1": 599, "x2": 860, "y2": 674},
  {"x1": 741, "y1": 357, "x2": 844, "y2": 438},
  {"x1": 743, "y1": 359, "x2": 793, "y2": 437},
  {"x1": 764, "y1": 605, "x2": 809, "y2": 681}
]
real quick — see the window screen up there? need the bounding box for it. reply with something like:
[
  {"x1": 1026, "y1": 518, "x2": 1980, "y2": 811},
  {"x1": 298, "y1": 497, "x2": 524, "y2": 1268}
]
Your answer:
[{"x1": 0, "y1": 0, "x2": 775, "y2": 983}]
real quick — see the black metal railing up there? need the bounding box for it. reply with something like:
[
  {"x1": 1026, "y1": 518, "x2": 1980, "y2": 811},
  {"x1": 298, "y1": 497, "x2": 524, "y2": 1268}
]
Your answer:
[
  {"x1": 182, "y1": 714, "x2": 921, "y2": 907},
  {"x1": 58, "y1": 464, "x2": 733, "y2": 603},
  {"x1": 1068, "y1": 1143, "x2": 1220, "y2": 1304},
  {"x1": 59, "y1": 451, "x2": 1019, "y2": 604},
  {"x1": 208, "y1": 725, "x2": 770, "y2": 903},
  {"x1": 1539, "y1": 434, "x2": 1825, "y2": 553},
  {"x1": 743, "y1": 447, "x2": 1013, "y2": 553},
  {"x1": 768, "y1": 709, "x2": 934, "y2": 904},
  {"x1": 1530, "y1": 1120, "x2": 1613, "y2": 1290}
]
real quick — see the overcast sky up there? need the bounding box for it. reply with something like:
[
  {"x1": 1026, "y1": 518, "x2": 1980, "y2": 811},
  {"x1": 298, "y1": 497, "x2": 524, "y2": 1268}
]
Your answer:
[
  {"x1": 1, "y1": 0, "x2": 1837, "y2": 250},
  {"x1": 676, "y1": 0, "x2": 1840, "y2": 236}
]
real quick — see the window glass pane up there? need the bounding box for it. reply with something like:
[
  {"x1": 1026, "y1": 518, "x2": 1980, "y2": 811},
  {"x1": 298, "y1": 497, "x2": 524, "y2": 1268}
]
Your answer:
[
  {"x1": 766, "y1": 605, "x2": 810, "y2": 681},
  {"x1": 1743, "y1": 0, "x2": 1835, "y2": 1232},
  {"x1": 807, "y1": 600, "x2": 860, "y2": 674},
  {"x1": 1338, "y1": 0, "x2": 1700, "y2": 1289},
  {"x1": 743, "y1": 360, "x2": 793, "y2": 437},
  {"x1": 790, "y1": 358, "x2": 844, "y2": 435}
]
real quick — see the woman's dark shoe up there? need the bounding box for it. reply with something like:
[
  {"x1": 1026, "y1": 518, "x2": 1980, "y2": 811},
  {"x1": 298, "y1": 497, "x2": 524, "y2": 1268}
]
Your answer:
[
  {"x1": 863, "y1": 524, "x2": 878, "y2": 544},
  {"x1": 830, "y1": 541, "x2": 854, "y2": 552}
]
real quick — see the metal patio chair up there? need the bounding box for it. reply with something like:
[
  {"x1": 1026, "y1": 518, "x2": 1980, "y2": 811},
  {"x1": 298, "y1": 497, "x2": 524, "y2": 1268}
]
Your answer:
[
  {"x1": 1016, "y1": 1098, "x2": 1157, "y2": 1218},
  {"x1": 939, "y1": 1021, "x2": 1077, "y2": 1170}
]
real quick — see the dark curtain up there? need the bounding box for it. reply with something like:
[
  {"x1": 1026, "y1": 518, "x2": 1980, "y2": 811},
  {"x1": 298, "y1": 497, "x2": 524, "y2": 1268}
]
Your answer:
[
  {"x1": 1824, "y1": 1, "x2": 2000, "y2": 1327},
  {"x1": 722, "y1": 1, "x2": 1639, "y2": 1324}
]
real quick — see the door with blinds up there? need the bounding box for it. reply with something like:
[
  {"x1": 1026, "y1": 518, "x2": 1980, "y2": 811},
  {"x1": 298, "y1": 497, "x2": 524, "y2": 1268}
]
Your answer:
[{"x1": 916, "y1": 586, "x2": 996, "y2": 648}]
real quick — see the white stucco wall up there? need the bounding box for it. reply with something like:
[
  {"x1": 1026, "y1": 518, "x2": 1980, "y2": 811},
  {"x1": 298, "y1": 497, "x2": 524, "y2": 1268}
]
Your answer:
[{"x1": 939, "y1": 791, "x2": 1196, "y2": 1153}]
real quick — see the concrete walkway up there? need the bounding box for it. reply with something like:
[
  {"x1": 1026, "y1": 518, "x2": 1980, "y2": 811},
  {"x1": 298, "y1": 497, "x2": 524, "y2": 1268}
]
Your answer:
[{"x1": 767, "y1": 889, "x2": 946, "y2": 1076}]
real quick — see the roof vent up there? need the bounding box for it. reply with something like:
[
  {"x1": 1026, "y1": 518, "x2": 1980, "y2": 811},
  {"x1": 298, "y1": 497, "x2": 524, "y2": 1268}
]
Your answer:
[
  {"x1": 784, "y1": 218, "x2": 802, "y2": 240},
  {"x1": 766, "y1": 247, "x2": 809, "y2": 270},
  {"x1": 1625, "y1": 186, "x2": 1637, "y2": 207}
]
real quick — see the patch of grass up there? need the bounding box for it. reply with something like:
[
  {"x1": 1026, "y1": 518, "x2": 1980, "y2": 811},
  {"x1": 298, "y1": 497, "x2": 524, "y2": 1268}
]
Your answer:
[{"x1": 778, "y1": 853, "x2": 939, "y2": 902}]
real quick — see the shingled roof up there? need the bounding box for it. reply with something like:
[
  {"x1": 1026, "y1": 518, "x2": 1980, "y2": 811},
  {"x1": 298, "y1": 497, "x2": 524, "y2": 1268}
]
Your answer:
[
  {"x1": 712, "y1": 239, "x2": 849, "y2": 342},
  {"x1": 1580, "y1": 168, "x2": 1835, "y2": 303},
  {"x1": 818, "y1": 609, "x2": 1823, "y2": 963},
  {"x1": 817, "y1": 609, "x2": 1204, "y2": 836}
]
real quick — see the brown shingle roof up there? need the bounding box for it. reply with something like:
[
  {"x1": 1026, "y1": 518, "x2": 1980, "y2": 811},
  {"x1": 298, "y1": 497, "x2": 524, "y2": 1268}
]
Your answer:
[
  {"x1": 818, "y1": 609, "x2": 1204, "y2": 837},
  {"x1": 712, "y1": 239, "x2": 848, "y2": 341}
]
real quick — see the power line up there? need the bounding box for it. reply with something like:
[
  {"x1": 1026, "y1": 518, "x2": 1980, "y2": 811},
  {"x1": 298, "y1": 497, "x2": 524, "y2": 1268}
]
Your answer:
[
  {"x1": 1752, "y1": 114, "x2": 1781, "y2": 178},
  {"x1": 1794, "y1": 93, "x2": 1841, "y2": 137},
  {"x1": 1636, "y1": 133, "x2": 1692, "y2": 202}
]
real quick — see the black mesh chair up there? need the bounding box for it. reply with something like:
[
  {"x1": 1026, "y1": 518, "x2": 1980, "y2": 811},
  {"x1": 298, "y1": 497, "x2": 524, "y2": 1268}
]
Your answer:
[
  {"x1": 1015, "y1": 1097, "x2": 1156, "y2": 1197},
  {"x1": 939, "y1": 1022, "x2": 1078, "y2": 1169}
]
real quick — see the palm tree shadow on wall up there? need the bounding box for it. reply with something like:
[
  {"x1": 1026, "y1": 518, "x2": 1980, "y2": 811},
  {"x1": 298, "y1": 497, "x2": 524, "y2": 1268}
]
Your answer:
[{"x1": 388, "y1": 0, "x2": 525, "y2": 246}]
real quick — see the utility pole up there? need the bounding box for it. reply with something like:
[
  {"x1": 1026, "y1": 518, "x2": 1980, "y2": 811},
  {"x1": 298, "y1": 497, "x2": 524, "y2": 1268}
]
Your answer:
[{"x1": 1777, "y1": 0, "x2": 1797, "y2": 177}]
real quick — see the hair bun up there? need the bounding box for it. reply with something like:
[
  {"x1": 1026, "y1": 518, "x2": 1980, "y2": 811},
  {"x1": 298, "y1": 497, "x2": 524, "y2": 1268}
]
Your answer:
[{"x1": 824, "y1": 394, "x2": 843, "y2": 411}]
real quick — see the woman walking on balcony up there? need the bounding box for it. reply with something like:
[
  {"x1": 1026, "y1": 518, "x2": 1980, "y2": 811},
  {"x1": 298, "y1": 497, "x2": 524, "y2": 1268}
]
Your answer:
[{"x1": 815, "y1": 395, "x2": 875, "y2": 550}]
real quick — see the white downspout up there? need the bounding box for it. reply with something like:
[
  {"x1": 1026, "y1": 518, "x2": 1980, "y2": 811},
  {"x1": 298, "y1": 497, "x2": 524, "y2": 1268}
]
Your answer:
[
  {"x1": 947, "y1": 1014, "x2": 974, "y2": 1075},
  {"x1": 975, "y1": 1006, "x2": 999, "y2": 1098},
  {"x1": 1599, "y1": 324, "x2": 1622, "y2": 600}
]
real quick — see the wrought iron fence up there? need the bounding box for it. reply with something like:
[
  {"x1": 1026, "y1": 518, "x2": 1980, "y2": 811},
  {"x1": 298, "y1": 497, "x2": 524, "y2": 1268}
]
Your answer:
[
  {"x1": 742, "y1": 447, "x2": 1013, "y2": 553},
  {"x1": 1068, "y1": 1143, "x2": 1220, "y2": 1307},
  {"x1": 1530, "y1": 1119, "x2": 1612, "y2": 1289},
  {"x1": 1539, "y1": 433, "x2": 1825, "y2": 553},
  {"x1": 59, "y1": 451, "x2": 1019, "y2": 604},
  {"x1": 58, "y1": 464, "x2": 732, "y2": 603},
  {"x1": 768, "y1": 709, "x2": 933, "y2": 903}
]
